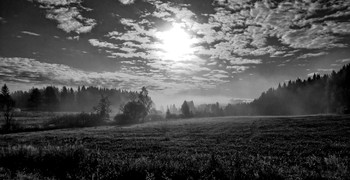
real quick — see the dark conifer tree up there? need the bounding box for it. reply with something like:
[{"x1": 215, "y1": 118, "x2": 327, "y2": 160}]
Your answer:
[
  {"x1": 181, "y1": 100, "x2": 191, "y2": 118},
  {"x1": 27, "y1": 88, "x2": 42, "y2": 110}
]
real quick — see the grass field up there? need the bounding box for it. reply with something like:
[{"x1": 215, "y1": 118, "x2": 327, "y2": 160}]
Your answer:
[
  {"x1": 0, "y1": 115, "x2": 350, "y2": 179},
  {"x1": 6, "y1": 111, "x2": 79, "y2": 127}
]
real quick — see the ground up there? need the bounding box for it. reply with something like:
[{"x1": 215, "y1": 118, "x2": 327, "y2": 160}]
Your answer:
[{"x1": 0, "y1": 115, "x2": 350, "y2": 179}]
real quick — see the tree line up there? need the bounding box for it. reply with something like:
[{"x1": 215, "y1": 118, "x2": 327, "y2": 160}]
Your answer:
[
  {"x1": 1, "y1": 85, "x2": 154, "y2": 132},
  {"x1": 226, "y1": 64, "x2": 350, "y2": 115},
  {"x1": 10, "y1": 86, "x2": 138, "y2": 112},
  {"x1": 168, "y1": 63, "x2": 350, "y2": 118}
]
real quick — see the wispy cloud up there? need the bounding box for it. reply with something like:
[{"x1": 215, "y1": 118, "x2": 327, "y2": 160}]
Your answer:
[
  {"x1": 337, "y1": 58, "x2": 350, "y2": 63},
  {"x1": 297, "y1": 52, "x2": 328, "y2": 59},
  {"x1": 21, "y1": 31, "x2": 41, "y2": 36},
  {"x1": 89, "y1": 39, "x2": 119, "y2": 49}
]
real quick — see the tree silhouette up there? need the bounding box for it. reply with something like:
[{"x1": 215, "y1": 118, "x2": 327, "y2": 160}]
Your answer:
[
  {"x1": 181, "y1": 100, "x2": 191, "y2": 118},
  {"x1": 27, "y1": 88, "x2": 41, "y2": 110},
  {"x1": 43, "y1": 86, "x2": 59, "y2": 111},
  {"x1": 166, "y1": 108, "x2": 171, "y2": 119},
  {"x1": 115, "y1": 87, "x2": 153, "y2": 124},
  {"x1": 119, "y1": 101, "x2": 146, "y2": 124},
  {"x1": 93, "y1": 95, "x2": 111, "y2": 120},
  {"x1": 0, "y1": 84, "x2": 16, "y2": 129},
  {"x1": 138, "y1": 87, "x2": 153, "y2": 122}
]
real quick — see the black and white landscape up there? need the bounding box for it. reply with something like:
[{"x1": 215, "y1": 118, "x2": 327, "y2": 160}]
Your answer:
[{"x1": 0, "y1": 0, "x2": 350, "y2": 179}]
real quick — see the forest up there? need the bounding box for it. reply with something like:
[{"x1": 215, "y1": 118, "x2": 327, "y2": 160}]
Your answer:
[
  {"x1": 224, "y1": 64, "x2": 350, "y2": 115},
  {"x1": 10, "y1": 86, "x2": 137, "y2": 112},
  {"x1": 171, "y1": 63, "x2": 350, "y2": 118}
]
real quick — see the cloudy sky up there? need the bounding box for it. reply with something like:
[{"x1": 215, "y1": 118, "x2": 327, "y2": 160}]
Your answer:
[{"x1": 1, "y1": 0, "x2": 350, "y2": 106}]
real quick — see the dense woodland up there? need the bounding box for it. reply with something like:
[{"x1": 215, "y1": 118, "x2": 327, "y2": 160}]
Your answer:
[
  {"x1": 10, "y1": 86, "x2": 137, "y2": 112},
  {"x1": 224, "y1": 63, "x2": 350, "y2": 115}
]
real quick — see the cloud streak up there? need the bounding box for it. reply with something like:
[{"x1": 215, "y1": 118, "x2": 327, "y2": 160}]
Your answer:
[{"x1": 21, "y1": 31, "x2": 41, "y2": 36}]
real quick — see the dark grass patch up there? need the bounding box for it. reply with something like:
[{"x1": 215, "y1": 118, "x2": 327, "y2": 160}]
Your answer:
[
  {"x1": 0, "y1": 113, "x2": 106, "y2": 134},
  {"x1": 0, "y1": 144, "x2": 348, "y2": 179}
]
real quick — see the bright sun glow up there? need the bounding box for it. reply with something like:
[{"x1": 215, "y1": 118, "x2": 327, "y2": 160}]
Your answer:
[{"x1": 155, "y1": 23, "x2": 195, "y2": 60}]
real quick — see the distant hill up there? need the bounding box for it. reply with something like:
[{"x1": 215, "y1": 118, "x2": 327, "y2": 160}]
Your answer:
[{"x1": 225, "y1": 64, "x2": 350, "y2": 115}]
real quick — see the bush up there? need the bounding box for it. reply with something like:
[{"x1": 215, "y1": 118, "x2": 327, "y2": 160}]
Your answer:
[
  {"x1": 46, "y1": 112, "x2": 104, "y2": 128},
  {"x1": 115, "y1": 87, "x2": 153, "y2": 125},
  {"x1": 115, "y1": 101, "x2": 146, "y2": 125},
  {"x1": 113, "y1": 113, "x2": 139, "y2": 125}
]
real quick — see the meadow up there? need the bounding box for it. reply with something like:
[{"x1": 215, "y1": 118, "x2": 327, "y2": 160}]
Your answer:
[{"x1": 0, "y1": 115, "x2": 349, "y2": 179}]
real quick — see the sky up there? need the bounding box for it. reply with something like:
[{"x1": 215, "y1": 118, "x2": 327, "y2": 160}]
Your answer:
[{"x1": 1, "y1": 0, "x2": 350, "y2": 107}]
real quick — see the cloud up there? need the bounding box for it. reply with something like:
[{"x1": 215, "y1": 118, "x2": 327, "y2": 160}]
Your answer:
[
  {"x1": 307, "y1": 72, "x2": 319, "y2": 77},
  {"x1": 89, "y1": 39, "x2": 119, "y2": 49},
  {"x1": 46, "y1": 7, "x2": 96, "y2": 34},
  {"x1": 119, "y1": 0, "x2": 136, "y2": 5},
  {"x1": 297, "y1": 52, "x2": 328, "y2": 59},
  {"x1": 35, "y1": 0, "x2": 76, "y2": 6},
  {"x1": 337, "y1": 58, "x2": 350, "y2": 63},
  {"x1": 226, "y1": 65, "x2": 249, "y2": 73},
  {"x1": 21, "y1": 31, "x2": 41, "y2": 36},
  {"x1": 31, "y1": 0, "x2": 96, "y2": 34},
  {"x1": 147, "y1": 1, "x2": 195, "y2": 21},
  {"x1": 317, "y1": 68, "x2": 334, "y2": 72}
]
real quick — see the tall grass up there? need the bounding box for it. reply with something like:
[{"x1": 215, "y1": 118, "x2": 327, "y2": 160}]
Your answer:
[
  {"x1": 45, "y1": 112, "x2": 104, "y2": 129},
  {"x1": 0, "y1": 144, "x2": 348, "y2": 179}
]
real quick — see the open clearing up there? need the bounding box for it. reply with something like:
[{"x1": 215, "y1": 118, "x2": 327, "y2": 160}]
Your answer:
[{"x1": 1, "y1": 115, "x2": 350, "y2": 179}]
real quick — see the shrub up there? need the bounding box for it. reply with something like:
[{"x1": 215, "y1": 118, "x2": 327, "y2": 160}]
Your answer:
[
  {"x1": 113, "y1": 113, "x2": 135, "y2": 125},
  {"x1": 46, "y1": 112, "x2": 104, "y2": 128},
  {"x1": 115, "y1": 101, "x2": 146, "y2": 125}
]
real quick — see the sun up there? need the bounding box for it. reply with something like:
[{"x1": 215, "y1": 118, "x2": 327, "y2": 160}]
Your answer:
[{"x1": 155, "y1": 23, "x2": 195, "y2": 60}]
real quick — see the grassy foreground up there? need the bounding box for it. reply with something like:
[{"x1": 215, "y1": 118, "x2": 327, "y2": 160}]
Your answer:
[{"x1": 0, "y1": 115, "x2": 349, "y2": 179}]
